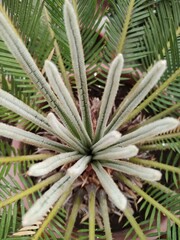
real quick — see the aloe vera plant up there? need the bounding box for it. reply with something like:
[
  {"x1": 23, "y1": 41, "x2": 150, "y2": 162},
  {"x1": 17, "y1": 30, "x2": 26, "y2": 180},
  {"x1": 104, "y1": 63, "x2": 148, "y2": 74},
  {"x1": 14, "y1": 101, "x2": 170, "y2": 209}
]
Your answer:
[{"x1": 0, "y1": 0, "x2": 180, "y2": 239}]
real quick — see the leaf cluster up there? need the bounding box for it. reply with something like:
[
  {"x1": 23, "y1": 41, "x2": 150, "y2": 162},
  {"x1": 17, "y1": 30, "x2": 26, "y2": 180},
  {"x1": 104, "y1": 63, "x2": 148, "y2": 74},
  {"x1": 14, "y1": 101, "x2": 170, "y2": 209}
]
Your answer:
[{"x1": 0, "y1": 0, "x2": 179, "y2": 239}]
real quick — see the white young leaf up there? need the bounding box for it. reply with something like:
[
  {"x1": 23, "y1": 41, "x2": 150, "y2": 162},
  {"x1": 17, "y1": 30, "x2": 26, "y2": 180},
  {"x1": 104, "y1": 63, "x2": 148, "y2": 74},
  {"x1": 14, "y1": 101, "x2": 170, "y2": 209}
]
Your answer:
[
  {"x1": 106, "y1": 60, "x2": 167, "y2": 132},
  {"x1": 0, "y1": 7, "x2": 79, "y2": 136},
  {"x1": 0, "y1": 123, "x2": 70, "y2": 152},
  {"x1": 94, "y1": 145, "x2": 138, "y2": 160},
  {"x1": 45, "y1": 60, "x2": 91, "y2": 146},
  {"x1": 118, "y1": 117, "x2": 179, "y2": 146},
  {"x1": 92, "y1": 162, "x2": 127, "y2": 211},
  {"x1": 101, "y1": 161, "x2": 162, "y2": 182},
  {"x1": 22, "y1": 174, "x2": 73, "y2": 226},
  {"x1": 28, "y1": 152, "x2": 82, "y2": 177},
  {"x1": 67, "y1": 155, "x2": 91, "y2": 177},
  {"x1": 23, "y1": 156, "x2": 90, "y2": 226},
  {"x1": 0, "y1": 89, "x2": 53, "y2": 134},
  {"x1": 47, "y1": 112, "x2": 87, "y2": 153},
  {"x1": 92, "y1": 131, "x2": 121, "y2": 153},
  {"x1": 64, "y1": 0, "x2": 93, "y2": 138},
  {"x1": 95, "y1": 54, "x2": 124, "y2": 140}
]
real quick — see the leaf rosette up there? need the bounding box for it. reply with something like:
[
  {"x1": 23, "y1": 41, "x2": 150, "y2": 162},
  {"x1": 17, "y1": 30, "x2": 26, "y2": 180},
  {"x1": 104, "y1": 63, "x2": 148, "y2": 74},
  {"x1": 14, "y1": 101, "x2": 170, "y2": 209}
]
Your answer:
[{"x1": 0, "y1": 0, "x2": 179, "y2": 239}]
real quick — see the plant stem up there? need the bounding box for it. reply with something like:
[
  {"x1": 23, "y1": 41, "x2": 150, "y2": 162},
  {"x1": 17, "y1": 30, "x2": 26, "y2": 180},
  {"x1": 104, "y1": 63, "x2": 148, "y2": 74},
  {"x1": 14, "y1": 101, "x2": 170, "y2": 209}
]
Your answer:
[
  {"x1": 88, "y1": 186, "x2": 96, "y2": 240},
  {"x1": 124, "y1": 67, "x2": 180, "y2": 124},
  {"x1": 0, "y1": 154, "x2": 53, "y2": 164},
  {"x1": 147, "y1": 132, "x2": 179, "y2": 142},
  {"x1": 32, "y1": 188, "x2": 72, "y2": 240},
  {"x1": 147, "y1": 181, "x2": 176, "y2": 195},
  {"x1": 0, "y1": 173, "x2": 63, "y2": 208},
  {"x1": 161, "y1": 26, "x2": 180, "y2": 56},
  {"x1": 130, "y1": 103, "x2": 180, "y2": 131},
  {"x1": 119, "y1": 174, "x2": 180, "y2": 227},
  {"x1": 139, "y1": 144, "x2": 173, "y2": 151},
  {"x1": 64, "y1": 191, "x2": 83, "y2": 240},
  {"x1": 124, "y1": 208, "x2": 146, "y2": 240},
  {"x1": 145, "y1": 104, "x2": 180, "y2": 125},
  {"x1": 129, "y1": 158, "x2": 180, "y2": 174},
  {"x1": 117, "y1": 0, "x2": 135, "y2": 53}
]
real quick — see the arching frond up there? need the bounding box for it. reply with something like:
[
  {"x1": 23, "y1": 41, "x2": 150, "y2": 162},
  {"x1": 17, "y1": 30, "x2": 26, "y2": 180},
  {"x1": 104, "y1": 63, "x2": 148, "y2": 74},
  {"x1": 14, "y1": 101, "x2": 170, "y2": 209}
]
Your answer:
[
  {"x1": 141, "y1": 0, "x2": 180, "y2": 114},
  {"x1": 105, "y1": 0, "x2": 154, "y2": 64}
]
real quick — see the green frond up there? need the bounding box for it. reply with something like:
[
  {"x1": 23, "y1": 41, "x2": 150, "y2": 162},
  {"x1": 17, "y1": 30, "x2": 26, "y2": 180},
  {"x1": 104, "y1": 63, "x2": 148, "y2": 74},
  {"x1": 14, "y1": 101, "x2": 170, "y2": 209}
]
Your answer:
[
  {"x1": 0, "y1": 139, "x2": 16, "y2": 155},
  {"x1": 122, "y1": 182, "x2": 180, "y2": 239},
  {"x1": 2, "y1": 0, "x2": 53, "y2": 67},
  {"x1": 44, "y1": 0, "x2": 70, "y2": 65},
  {"x1": 0, "y1": 0, "x2": 54, "y2": 126},
  {"x1": 0, "y1": 200, "x2": 21, "y2": 239},
  {"x1": 141, "y1": 0, "x2": 180, "y2": 114},
  {"x1": 0, "y1": 161, "x2": 69, "y2": 239},
  {"x1": 77, "y1": 0, "x2": 105, "y2": 63},
  {"x1": 0, "y1": 47, "x2": 34, "y2": 102},
  {"x1": 0, "y1": 154, "x2": 52, "y2": 165},
  {"x1": 135, "y1": 104, "x2": 180, "y2": 128},
  {"x1": 124, "y1": 208, "x2": 146, "y2": 240},
  {"x1": 45, "y1": 0, "x2": 104, "y2": 71},
  {"x1": 143, "y1": 133, "x2": 180, "y2": 153},
  {"x1": 105, "y1": 0, "x2": 154, "y2": 64},
  {"x1": 119, "y1": 174, "x2": 180, "y2": 227},
  {"x1": 139, "y1": 184, "x2": 180, "y2": 238},
  {"x1": 159, "y1": 151, "x2": 180, "y2": 188},
  {"x1": 0, "y1": 43, "x2": 49, "y2": 132},
  {"x1": 0, "y1": 172, "x2": 34, "y2": 239},
  {"x1": 142, "y1": 0, "x2": 180, "y2": 67}
]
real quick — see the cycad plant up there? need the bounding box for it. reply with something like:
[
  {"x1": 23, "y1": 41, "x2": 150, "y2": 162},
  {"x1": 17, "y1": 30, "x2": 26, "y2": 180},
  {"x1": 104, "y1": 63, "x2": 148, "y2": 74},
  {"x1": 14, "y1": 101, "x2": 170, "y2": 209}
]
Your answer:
[{"x1": 0, "y1": 0, "x2": 180, "y2": 239}]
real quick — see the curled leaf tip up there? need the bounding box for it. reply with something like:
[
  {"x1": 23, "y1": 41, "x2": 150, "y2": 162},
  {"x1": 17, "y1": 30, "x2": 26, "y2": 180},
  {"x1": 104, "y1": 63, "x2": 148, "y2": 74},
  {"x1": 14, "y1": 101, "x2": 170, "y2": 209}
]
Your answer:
[
  {"x1": 111, "y1": 130, "x2": 122, "y2": 139},
  {"x1": 92, "y1": 131, "x2": 122, "y2": 153},
  {"x1": 47, "y1": 112, "x2": 55, "y2": 121},
  {"x1": 163, "y1": 117, "x2": 179, "y2": 128},
  {"x1": 44, "y1": 59, "x2": 52, "y2": 68},
  {"x1": 22, "y1": 218, "x2": 29, "y2": 227},
  {"x1": 151, "y1": 170, "x2": 162, "y2": 182},
  {"x1": 113, "y1": 54, "x2": 124, "y2": 70},
  {"x1": 27, "y1": 168, "x2": 35, "y2": 177},
  {"x1": 117, "y1": 53, "x2": 124, "y2": 61},
  {"x1": 127, "y1": 145, "x2": 139, "y2": 158},
  {"x1": 157, "y1": 59, "x2": 167, "y2": 68}
]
